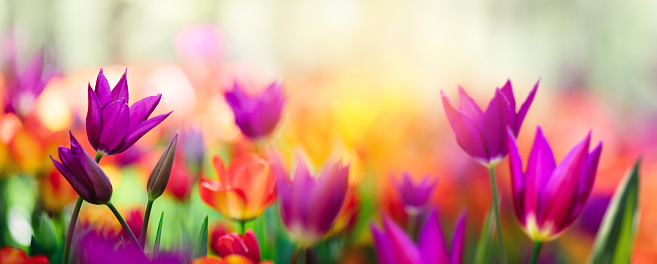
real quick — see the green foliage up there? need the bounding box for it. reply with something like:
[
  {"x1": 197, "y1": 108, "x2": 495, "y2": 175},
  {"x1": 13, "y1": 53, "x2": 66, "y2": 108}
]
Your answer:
[
  {"x1": 474, "y1": 205, "x2": 494, "y2": 264},
  {"x1": 589, "y1": 160, "x2": 641, "y2": 264},
  {"x1": 154, "y1": 212, "x2": 164, "y2": 259},
  {"x1": 192, "y1": 215, "x2": 209, "y2": 259}
]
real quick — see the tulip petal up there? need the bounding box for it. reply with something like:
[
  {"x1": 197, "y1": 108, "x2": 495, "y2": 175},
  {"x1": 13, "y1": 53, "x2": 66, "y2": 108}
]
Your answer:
[
  {"x1": 560, "y1": 142, "x2": 602, "y2": 231},
  {"x1": 80, "y1": 147, "x2": 113, "y2": 204},
  {"x1": 290, "y1": 154, "x2": 314, "y2": 226},
  {"x1": 243, "y1": 230, "x2": 261, "y2": 263},
  {"x1": 383, "y1": 217, "x2": 423, "y2": 264},
  {"x1": 456, "y1": 86, "x2": 484, "y2": 121},
  {"x1": 98, "y1": 100, "x2": 129, "y2": 154},
  {"x1": 116, "y1": 111, "x2": 172, "y2": 154},
  {"x1": 372, "y1": 225, "x2": 394, "y2": 264},
  {"x1": 418, "y1": 210, "x2": 448, "y2": 264},
  {"x1": 111, "y1": 69, "x2": 129, "y2": 103},
  {"x1": 128, "y1": 94, "x2": 162, "y2": 131},
  {"x1": 500, "y1": 80, "x2": 516, "y2": 113},
  {"x1": 86, "y1": 84, "x2": 103, "y2": 150},
  {"x1": 50, "y1": 155, "x2": 92, "y2": 202},
  {"x1": 199, "y1": 180, "x2": 247, "y2": 220},
  {"x1": 95, "y1": 68, "x2": 112, "y2": 107},
  {"x1": 442, "y1": 91, "x2": 489, "y2": 161},
  {"x1": 514, "y1": 80, "x2": 539, "y2": 133},
  {"x1": 525, "y1": 127, "x2": 556, "y2": 219},
  {"x1": 481, "y1": 88, "x2": 513, "y2": 161},
  {"x1": 212, "y1": 155, "x2": 227, "y2": 183},
  {"x1": 538, "y1": 132, "x2": 591, "y2": 228},
  {"x1": 308, "y1": 162, "x2": 349, "y2": 233},
  {"x1": 507, "y1": 129, "x2": 527, "y2": 224},
  {"x1": 450, "y1": 212, "x2": 467, "y2": 264}
]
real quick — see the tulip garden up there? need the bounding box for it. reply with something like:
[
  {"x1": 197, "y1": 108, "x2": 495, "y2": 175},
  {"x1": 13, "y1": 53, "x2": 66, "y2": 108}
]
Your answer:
[{"x1": 0, "y1": 2, "x2": 655, "y2": 264}]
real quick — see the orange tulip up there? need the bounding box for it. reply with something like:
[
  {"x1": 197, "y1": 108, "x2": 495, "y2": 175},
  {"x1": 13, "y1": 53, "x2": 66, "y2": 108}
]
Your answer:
[
  {"x1": 0, "y1": 247, "x2": 49, "y2": 264},
  {"x1": 39, "y1": 170, "x2": 78, "y2": 213},
  {"x1": 192, "y1": 255, "x2": 273, "y2": 264},
  {"x1": 199, "y1": 153, "x2": 276, "y2": 221}
]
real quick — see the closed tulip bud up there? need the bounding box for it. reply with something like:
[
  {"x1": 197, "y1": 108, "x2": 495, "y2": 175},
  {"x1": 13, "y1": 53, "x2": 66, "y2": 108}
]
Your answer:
[
  {"x1": 147, "y1": 133, "x2": 178, "y2": 200},
  {"x1": 50, "y1": 132, "x2": 113, "y2": 205}
]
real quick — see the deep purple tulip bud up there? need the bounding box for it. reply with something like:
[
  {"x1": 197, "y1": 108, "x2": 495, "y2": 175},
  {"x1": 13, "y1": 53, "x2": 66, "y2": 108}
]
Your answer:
[
  {"x1": 372, "y1": 209, "x2": 466, "y2": 264},
  {"x1": 224, "y1": 81, "x2": 285, "y2": 139},
  {"x1": 507, "y1": 127, "x2": 602, "y2": 242},
  {"x1": 274, "y1": 154, "x2": 349, "y2": 247},
  {"x1": 50, "y1": 132, "x2": 112, "y2": 205},
  {"x1": 86, "y1": 68, "x2": 172, "y2": 156},
  {"x1": 441, "y1": 80, "x2": 538, "y2": 167},
  {"x1": 393, "y1": 173, "x2": 437, "y2": 212},
  {"x1": 147, "y1": 133, "x2": 178, "y2": 200}
]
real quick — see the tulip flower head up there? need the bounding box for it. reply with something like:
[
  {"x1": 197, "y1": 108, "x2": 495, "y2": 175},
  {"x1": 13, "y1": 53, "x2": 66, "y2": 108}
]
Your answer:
[
  {"x1": 224, "y1": 81, "x2": 285, "y2": 139},
  {"x1": 372, "y1": 209, "x2": 467, "y2": 264},
  {"x1": 86, "y1": 68, "x2": 172, "y2": 156},
  {"x1": 275, "y1": 154, "x2": 350, "y2": 247},
  {"x1": 199, "y1": 154, "x2": 276, "y2": 221},
  {"x1": 508, "y1": 127, "x2": 602, "y2": 242},
  {"x1": 215, "y1": 230, "x2": 261, "y2": 263},
  {"x1": 3, "y1": 50, "x2": 55, "y2": 117},
  {"x1": 0, "y1": 246, "x2": 49, "y2": 264},
  {"x1": 441, "y1": 80, "x2": 538, "y2": 167},
  {"x1": 393, "y1": 173, "x2": 437, "y2": 213},
  {"x1": 50, "y1": 132, "x2": 112, "y2": 205}
]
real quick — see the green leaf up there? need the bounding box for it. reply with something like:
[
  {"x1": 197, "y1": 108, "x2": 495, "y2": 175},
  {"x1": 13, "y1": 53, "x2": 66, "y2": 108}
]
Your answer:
[
  {"x1": 474, "y1": 205, "x2": 494, "y2": 264},
  {"x1": 153, "y1": 212, "x2": 164, "y2": 259},
  {"x1": 30, "y1": 213, "x2": 58, "y2": 257},
  {"x1": 192, "y1": 215, "x2": 208, "y2": 260},
  {"x1": 589, "y1": 160, "x2": 641, "y2": 264}
]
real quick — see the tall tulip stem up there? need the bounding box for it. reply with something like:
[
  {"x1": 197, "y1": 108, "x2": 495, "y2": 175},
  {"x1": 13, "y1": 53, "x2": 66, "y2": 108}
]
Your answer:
[
  {"x1": 107, "y1": 202, "x2": 141, "y2": 248},
  {"x1": 488, "y1": 166, "x2": 508, "y2": 264},
  {"x1": 140, "y1": 199, "x2": 154, "y2": 248},
  {"x1": 240, "y1": 220, "x2": 246, "y2": 235},
  {"x1": 530, "y1": 241, "x2": 543, "y2": 264},
  {"x1": 63, "y1": 153, "x2": 103, "y2": 264}
]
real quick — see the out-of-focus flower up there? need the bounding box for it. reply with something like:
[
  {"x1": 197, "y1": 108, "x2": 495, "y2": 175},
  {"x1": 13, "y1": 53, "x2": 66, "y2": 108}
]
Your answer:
[
  {"x1": 181, "y1": 125, "x2": 205, "y2": 175},
  {"x1": 0, "y1": 246, "x2": 49, "y2": 264},
  {"x1": 215, "y1": 230, "x2": 261, "y2": 263},
  {"x1": 192, "y1": 255, "x2": 273, "y2": 264},
  {"x1": 275, "y1": 154, "x2": 349, "y2": 246},
  {"x1": 393, "y1": 173, "x2": 437, "y2": 212},
  {"x1": 50, "y1": 132, "x2": 112, "y2": 205},
  {"x1": 147, "y1": 134, "x2": 178, "y2": 200},
  {"x1": 39, "y1": 169, "x2": 79, "y2": 213},
  {"x1": 199, "y1": 154, "x2": 275, "y2": 221},
  {"x1": 372, "y1": 209, "x2": 466, "y2": 264},
  {"x1": 210, "y1": 221, "x2": 235, "y2": 254},
  {"x1": 86, "y1": 68, "x2": 172, "y2": 156},
  {"x1": 175, "y1": 24, "x2": 224, "y2": 62},
  {"x1": 441, "y1": 80, "x2": 538, "y2": 166},
  {"x1": 76, "y1": 230, "x2": 184, "y2": 264},
  {"x1": 508, "y1": 127, "x2": 602, "y2": 242},
  {"x1": 326, "y1": 186, "x2": 360, "y2": 237},
  {"x1": 3, "y1": 47, "x2": 55, "y2": 117},
  {"x1": 123, "y1": 208, "x2": 144, "y2": 241},
  {"x1": 225, "y1": 81, "x2": 285, "y2": 139}
]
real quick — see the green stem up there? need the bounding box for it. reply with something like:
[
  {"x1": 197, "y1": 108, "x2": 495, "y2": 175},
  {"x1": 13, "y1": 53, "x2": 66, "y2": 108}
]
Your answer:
[
  {"x1": 295, "y1": 247, "x2": 307, "y2": 264},
  {"x1": 488, "y1": 166, "x2": 508, "y2": 264},
  {"x1": 240, "y1": 220, "x2": 246, "y2": 235},
  {"x1": 107, "y1": 202, "x2": 141, "y2": 248},
  {"x1": 139, "y1": 199, "x2": 154, "y2": 248},
  {"x1": 63, "y1": 154, "x2": 103, "y2": 264},
  {"x1": 530, "y1": 241, "x2": 543, "y2": 264},
  {"x1": 406, "y1": 210, "x2": 417, "y2": 240},
  {"x1": 62, "y1": 197, "x2": 83, "y2": 264}
]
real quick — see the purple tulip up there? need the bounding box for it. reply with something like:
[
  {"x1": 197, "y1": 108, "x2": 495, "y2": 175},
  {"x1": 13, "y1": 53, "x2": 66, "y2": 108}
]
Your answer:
[
  {"x1": 76, "y1": 230, "x2": 185, "y2": 264},
  {"x1": 507, "y1": 127, "x2": 602, "y2": 241},
  {"x1": 372, "y1": 209, "x2": 467, "y2": 264},
  {"x1": 441, "y1": 80, "x2": 538, "y2": 167},
  {"x1": 50, "y1": 132, "x2": 112, "y2": 205},
  {"x1": 181, "y1": 125, "x2": 205, "y2": 175},
  {"x1": 224, "y1": 81, "x2": 285, "y2": 139},
  {"x1": 3, "y1": 50, "x2": 55, "y2": 116},
  {"x1": 393, "y1": 173, "x2": 437, "y2": 212},
  {"x1": 86, "y1": 68, "x2": 172, "y2": 156},
  {"x1": 274, "y1": 154, "x2": 349, "y2": 246}
]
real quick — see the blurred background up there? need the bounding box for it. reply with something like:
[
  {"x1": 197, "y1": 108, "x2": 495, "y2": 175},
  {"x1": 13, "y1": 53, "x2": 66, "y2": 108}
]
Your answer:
[{"x1": 1, "y1": 0, "x2": 657, "y2": 263}]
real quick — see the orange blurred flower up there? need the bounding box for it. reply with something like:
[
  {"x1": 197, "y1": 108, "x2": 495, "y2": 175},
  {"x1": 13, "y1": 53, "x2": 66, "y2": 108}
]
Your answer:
[
  {"x1": 39, "y1": 170, "x2": 78, "y2": 213},
  {"x1": 192, "y1": 255, "x2": 273, "y2": 264},
  {"x1": 0, "y1": 247, "x2": 49, "y2": 264},
  {"x1": 199, "y1": 154, "x2": 276, "y2": 221}
]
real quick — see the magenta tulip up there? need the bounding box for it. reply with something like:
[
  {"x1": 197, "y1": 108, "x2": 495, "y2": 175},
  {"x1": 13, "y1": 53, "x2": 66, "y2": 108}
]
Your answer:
[
  {"x1": 224, "y1": 81, "x2": 285, "y2": 139},
  {"x1": 441, "y1": 80, "x2": 538, "y2": 167},
  {"x1": 393, "y1": 173, "x2": 437, "y2": 212},
  {"x1": 508, "y1": 127, "x2": 602, "y2": 241}
]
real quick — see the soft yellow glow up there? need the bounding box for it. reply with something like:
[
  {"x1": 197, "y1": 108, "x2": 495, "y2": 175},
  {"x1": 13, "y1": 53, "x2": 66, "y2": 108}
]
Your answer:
[
  {"x1": 36, "y1": 83, "x2": 73, "y2": 132},
  {"x1": 524, "y1": 214, "x2": 556, "y2": 242}
]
